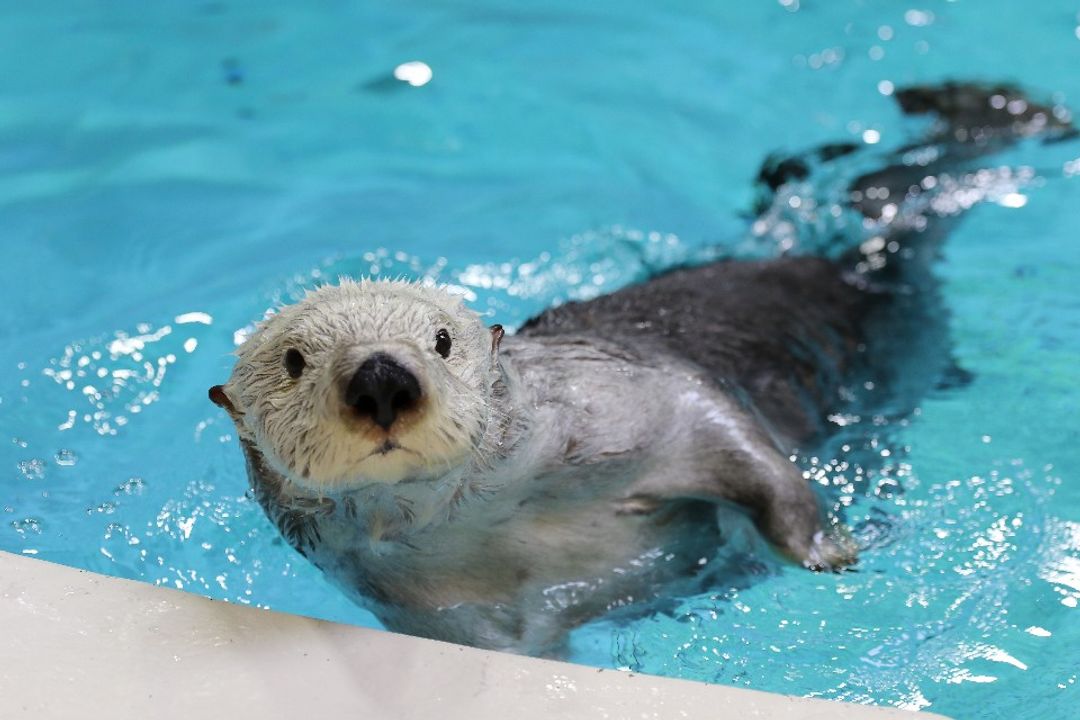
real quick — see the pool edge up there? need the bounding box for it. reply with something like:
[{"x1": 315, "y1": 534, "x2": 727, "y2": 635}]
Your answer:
[{"x1": 0, "y1": 551, "x2": 950, "y2": 719}]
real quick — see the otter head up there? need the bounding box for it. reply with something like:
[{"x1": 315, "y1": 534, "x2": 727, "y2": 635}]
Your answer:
[{"x1": 210, "y1": 279, "x2": 505, "y2": 493}]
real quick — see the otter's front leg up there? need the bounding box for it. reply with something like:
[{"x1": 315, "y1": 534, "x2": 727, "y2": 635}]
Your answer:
[
  {"x1": 635, "y1": 389, "x2": 856, "y2": 570},
  {"x1": 714, "y1": 444, "x2": 856, "y2": 571}
]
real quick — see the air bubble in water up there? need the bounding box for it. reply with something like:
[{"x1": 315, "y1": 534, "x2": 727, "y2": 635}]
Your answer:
[
  {"x1": 10, "y1": 517, "x2": 43, "y2": 536},
  {"x1": 55, "y1": 449, "x2": 78, "y2": 466},
  {"x1": 16, "y1": 459, "x2": 46, "y2": 480},
  {"x1": 114, "y1": 477, "x2": 146, "y2": 496}
]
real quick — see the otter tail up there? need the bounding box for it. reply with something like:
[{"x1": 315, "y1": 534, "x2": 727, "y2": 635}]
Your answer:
[{"x1": 751, "y1": 81, "x2": 1076, "y2": 431}]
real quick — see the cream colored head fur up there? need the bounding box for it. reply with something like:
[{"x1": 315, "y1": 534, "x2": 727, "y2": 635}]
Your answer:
[{"x1": 217, "y1": 279, "x2": 501, "y2": 493}]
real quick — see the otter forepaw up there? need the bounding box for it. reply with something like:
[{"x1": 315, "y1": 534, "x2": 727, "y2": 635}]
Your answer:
[{"x1": 802, "y1": 527, "x2": 858, "y2": 572}]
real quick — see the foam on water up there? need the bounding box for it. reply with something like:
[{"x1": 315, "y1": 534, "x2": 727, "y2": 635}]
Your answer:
[{"x1": 2, "y1": 1, "x2": 1080, "y2": 718}]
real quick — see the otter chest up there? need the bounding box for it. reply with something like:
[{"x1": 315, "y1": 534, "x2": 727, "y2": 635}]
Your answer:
[{"x1": 268, "y1": 465, "x2": 721, "y2": 626}]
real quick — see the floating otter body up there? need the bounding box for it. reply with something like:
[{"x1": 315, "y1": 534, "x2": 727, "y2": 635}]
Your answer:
[{"x1": 210, "y1": 83, "x2": 1072, "y2": 653}]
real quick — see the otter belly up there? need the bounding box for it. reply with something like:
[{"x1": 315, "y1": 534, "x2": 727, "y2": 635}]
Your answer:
[{"x1": 300, "y1": 495, "x2": 722, "y2": 653}]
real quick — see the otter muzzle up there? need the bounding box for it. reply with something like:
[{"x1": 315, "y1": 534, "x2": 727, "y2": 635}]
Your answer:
[{"x1": 343, "y1": 353, "x2": 421, "y2": 430}]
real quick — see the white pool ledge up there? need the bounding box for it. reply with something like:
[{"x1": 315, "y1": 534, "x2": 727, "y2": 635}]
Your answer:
[{"x1": 0, "y1": 551, "x2": 948, "y2": 719}]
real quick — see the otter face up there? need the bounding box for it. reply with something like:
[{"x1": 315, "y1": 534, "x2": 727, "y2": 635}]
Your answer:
[{"x1": 212, "y1": 280, "x2": 500, "y2": 492}]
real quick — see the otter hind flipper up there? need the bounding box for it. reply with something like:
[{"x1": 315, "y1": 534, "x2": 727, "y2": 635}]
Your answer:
[
  {"x1": 893, "y1": 81, "x2": 1076, "y2": 145},
  {"x1": 752, "y1": 82, "x2": 1077, "y2": 222}
]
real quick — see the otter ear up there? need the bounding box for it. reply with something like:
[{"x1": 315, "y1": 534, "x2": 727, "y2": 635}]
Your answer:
[
  {"x1": 489, "y1": 324, "x2": 505, "y2": 369},
  {"x1": 489, "y1": 324, "x2": 504, "y2": 354},
  {"x1": 209, "y1": 385, "x2": 243, "y2": 422}
]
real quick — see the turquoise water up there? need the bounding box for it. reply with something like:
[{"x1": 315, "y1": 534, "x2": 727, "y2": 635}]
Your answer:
[{"x1": 2, "y1": 2, "x2": 1079, "y2": 717}]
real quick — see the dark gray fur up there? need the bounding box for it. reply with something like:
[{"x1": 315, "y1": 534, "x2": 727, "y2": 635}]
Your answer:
[{"x1": 519, "y1": 256, "x2": 865, "y2": 449}]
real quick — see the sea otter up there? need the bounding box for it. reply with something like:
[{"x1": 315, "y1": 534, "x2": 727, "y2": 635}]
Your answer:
[{"x1": 210, "y1": 83, "x2": 1073, "y2": 653}]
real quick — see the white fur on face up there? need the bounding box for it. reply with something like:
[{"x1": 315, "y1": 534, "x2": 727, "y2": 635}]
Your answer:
[{"x1": 223, "y1": 279, "x2": 497, "y2": 493}]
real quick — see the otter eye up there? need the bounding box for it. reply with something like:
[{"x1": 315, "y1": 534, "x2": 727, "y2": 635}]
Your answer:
[
  {"x1": 434, "y1": 329, "x2": 452, "y2": 359},
  {"x1": 283, "y1": 348, "x2": 306, "y2": 379}
]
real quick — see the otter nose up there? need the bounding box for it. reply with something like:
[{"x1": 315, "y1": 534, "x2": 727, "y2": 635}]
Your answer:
[{"x1": 343, "y1": 353, "x2": 421, "y2": 430}]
